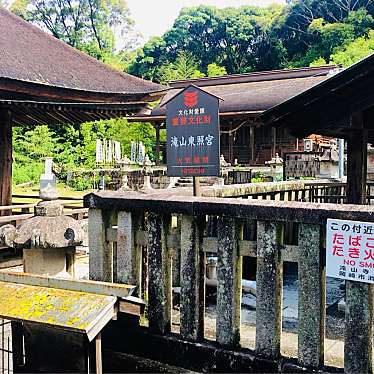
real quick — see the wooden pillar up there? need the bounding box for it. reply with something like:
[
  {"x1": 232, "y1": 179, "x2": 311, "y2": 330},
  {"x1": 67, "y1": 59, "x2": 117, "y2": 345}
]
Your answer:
[
  {"x1": 272, "y1": 128, "x2": 277, "y2": 158},
  {"x1": 250, "y1": 126, "x2": 255, "y2": 162},
  {"x1": 344, "y1": 112, "x2": 372, "y2": 374},
  {"x1": 346, "y1": 116, "x2": 367, "y2": 204},
  {"x1": 0, "y1": 109, "x2": 12, "y2": 213},
  {"x1": 95, "y1": 333, "x2": 102, "y2": 374},
  {"x1": 229, "y1": 132, "x2": 234, "y2": 165},
  {"x1": 155, "y1": 122, "x2": 161, "y2": 166}
]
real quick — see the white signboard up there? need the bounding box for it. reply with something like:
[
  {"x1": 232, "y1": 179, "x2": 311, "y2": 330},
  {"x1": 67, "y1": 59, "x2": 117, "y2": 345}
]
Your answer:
[
  {"x1": 138, "y1": 142, "x2": 145, "y2": 163},
  {"x1": 327, "y1": 219, "x2": 374, "y2": 284},
  {"x1": 131, "y1": 141, "x2": 137, "y2": 162},
  {"x1": 96, "y1": 139, "x2": 103, "y2": 163},
  {"x1": 114, "y1": 141, "x2": 121, "y2": 162}
]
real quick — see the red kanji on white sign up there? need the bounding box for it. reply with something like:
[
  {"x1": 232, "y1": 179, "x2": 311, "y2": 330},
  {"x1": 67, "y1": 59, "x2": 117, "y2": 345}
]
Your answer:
[{"x1": 327, "y1": 219, "x2": 374, "y2": 284}]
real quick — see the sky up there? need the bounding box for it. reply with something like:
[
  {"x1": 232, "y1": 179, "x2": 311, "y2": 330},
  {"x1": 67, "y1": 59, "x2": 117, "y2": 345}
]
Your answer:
[{"x1": 126, "y1": 0, "x2": 286, "y2": 43}]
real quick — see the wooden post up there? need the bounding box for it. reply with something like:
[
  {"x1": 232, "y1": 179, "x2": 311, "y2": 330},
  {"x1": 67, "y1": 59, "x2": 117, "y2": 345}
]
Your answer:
[
  {"x1": 229, "y1": 130, "x2": 234, "y2": 165},
  {"x1": 256, "y1": 220, "x2": 283, "y2": 359},
  {"x1": 298, "y1": 224, "x2": 325, "y2": 368},
  {"x1": 148, "y1": 212, "x2": 172, "y2": 334},
  {"x1": 180, "y1": 215, "x2": 205, "y2": 341},
  {"x1": 216, "y1": 216, "x2": 242, "y2": 347},
  {"x1": 272, "y1": 128, "x2": 277, "y2": 158},
  {"x1": 155, "y1": 122, "x2": 161, "y2": 166},
  {"x1": 193, "y1": 177, "x2": 201, "y2": 197},
  {"x1": 346, "y1": 114, "x2": 367, "y2": 204},
  {"x1": 11, "y1": 321, "x2": 24, "y2": 370},
  {"x1": 344, "y1": 113, "x2": 373, "y2": 374},
  {"x1": 95, "y1": 333, "x2": 102, "y2": 374},
  {"x1": 250, "y1": 125, "x2": 255, "y2": 162},
  {"x1": 0, "y1": 109, "x2": 12, "y2": 214}
]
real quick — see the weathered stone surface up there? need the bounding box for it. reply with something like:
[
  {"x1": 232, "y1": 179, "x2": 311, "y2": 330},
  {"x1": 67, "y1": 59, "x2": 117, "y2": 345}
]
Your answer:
[
  {"x1": 116, "y1": 211, "x2": 141, "y2": 287},
  {"x1": 256, "y1": 220, "x2": 283, "y2": 359},
  {"x1": 298, "y1": 224, "x2": 325, "y2": 369},
  {"x1": 345, "y1": 281, "x2": 373, "y2": 374},
  {"x1": 148, "y1": 212, "x2": 172, "y2": 334},
  {"x1": 84, "y1": 191, "x2": 374, "y2": 225},
  {"x1": 34, "y1": 200, "x2": 63, "y2": 217},
  {"x1": 89, "y1": 208, "x2": 116, "y2": 282},
  {"x1": 180, "y1": 215, "x2": 205, "y2": 341},
  {"x1": 216, "y1": 216, "x2": 242, "y2": 348}
]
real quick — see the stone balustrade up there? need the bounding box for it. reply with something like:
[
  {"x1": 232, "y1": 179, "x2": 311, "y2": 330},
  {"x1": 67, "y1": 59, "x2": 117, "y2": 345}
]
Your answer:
[{"x1": 84, "y1": 191, "x2": 374, "y2": 373}]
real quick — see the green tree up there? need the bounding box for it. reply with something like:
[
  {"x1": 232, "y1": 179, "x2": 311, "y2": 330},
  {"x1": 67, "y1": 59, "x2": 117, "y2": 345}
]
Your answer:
[
  {"x1": 331, "y1": 29, "x2": 374, "y2": 66},
  {"x1": 128, "y1": 37, "x2": 168, "y2": 80},
  {"x1": 11, "y1": 0, "x2": 136, "y2": 58},
  {"x1": 156, "y1": 51, "x2": 205, "y2": 84},
  {"x1": 207, "y1": 63, "x2": 227, "y2": 77}
]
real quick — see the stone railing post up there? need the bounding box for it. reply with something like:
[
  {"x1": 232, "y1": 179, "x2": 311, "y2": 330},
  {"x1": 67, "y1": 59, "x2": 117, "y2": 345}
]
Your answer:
[
  {"x1": 216, "y1": 216, "x2": 243, "y2": 347},
  {"x1": 116, "y1": 211, "x2": 142, "y2": 289},
  {"x1": 89, "y1": 209, "x2": 116, "y2": 282},
  {"x1": 255, "y1": 220, "x2": 283, "y2": 359},
  {"x1": 298, "y1": 224, "x2": 325, "y2": 368},
  {"x1": 148, "y1": 212, "x2": 172, "y2": 334},
  {"x1": 180, "y1": 215, "x2": 205, "y2": 341}
]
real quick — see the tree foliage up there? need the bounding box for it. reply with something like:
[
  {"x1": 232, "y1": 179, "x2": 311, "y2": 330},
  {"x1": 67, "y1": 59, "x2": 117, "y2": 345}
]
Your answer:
[
  {"x1": 128, "y1": 2, "x2": 374, "y2": 81},
  {"x1": 9, "y1": 0, "x2": 374, "y2": 188},
  {"x1": 11, "y1": 0, "x2": 138, "y2": 63}
]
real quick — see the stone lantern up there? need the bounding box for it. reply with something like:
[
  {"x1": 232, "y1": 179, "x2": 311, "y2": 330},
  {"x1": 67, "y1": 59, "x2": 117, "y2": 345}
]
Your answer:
[{"x1": 0, "y1": 199, "x2": 84, "y2": 278}]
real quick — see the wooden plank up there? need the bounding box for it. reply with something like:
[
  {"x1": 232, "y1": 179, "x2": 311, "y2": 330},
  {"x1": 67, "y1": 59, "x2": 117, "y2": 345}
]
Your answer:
[
  {"x1": 216, "y1": 216, "x2": 242, "y2": 347},
  {"x1": 89, "y1": 209, "x2": 116, "y2": 282},
  {"x1": 255, "y1": 220, "x2": 283, "y2": 359},
  {"x1": 118, "y1": 296, "x2": 146, "y2": 316},
  {"x1": 0, "y1": 271, "x2": 134, "y2": 298},
  {"x1": 0, "y1": 281, "x2": 116, "y2": 341},
  {"x1": 180, "y1": 215, "x2": 205, "y2": 341},
  {"x1": 298, "y1": 224, "x2": 325, "y2": 368},
  {"x1": 148, "y1": 212, "x2": 172, "y2": 334}
]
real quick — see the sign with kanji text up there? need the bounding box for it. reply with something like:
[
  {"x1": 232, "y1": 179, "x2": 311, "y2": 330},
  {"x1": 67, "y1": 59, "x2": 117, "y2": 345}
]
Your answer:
[
  {"x1": 326, "y1": 219, "x2": 374, "y2": 284},
  {"x1": 166, "y1": 85, "x2": 220, "y2": 177}
]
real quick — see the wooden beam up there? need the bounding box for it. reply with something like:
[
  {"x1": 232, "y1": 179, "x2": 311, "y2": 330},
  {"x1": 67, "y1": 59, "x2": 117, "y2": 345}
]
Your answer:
[
  {"x1": 0, "y1": 271, "x2": 134, "y2": 298},
  {"x1": 155, "y1": 122, "x2": 161, "y2": 166},
  {"x1": 346, "y1": 113, "x2": 367, "y2": 204},
  {"x1": 0, "y1": 109, "x2": 12, "y2": 214},
  {"x1": 345, "y1": 112, "x2": 373, "y2": 374}
]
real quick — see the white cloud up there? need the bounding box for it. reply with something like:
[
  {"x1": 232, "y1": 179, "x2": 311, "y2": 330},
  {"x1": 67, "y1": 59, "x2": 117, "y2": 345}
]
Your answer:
[{"x1": 127, "y1": 0, "x2": 285, "y2": 43}]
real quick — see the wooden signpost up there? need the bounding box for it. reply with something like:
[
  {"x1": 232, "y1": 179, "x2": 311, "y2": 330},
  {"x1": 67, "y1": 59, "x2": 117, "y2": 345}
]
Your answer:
[{"x1": 165, "y1": 85, "x2": 221, "y2": 196}]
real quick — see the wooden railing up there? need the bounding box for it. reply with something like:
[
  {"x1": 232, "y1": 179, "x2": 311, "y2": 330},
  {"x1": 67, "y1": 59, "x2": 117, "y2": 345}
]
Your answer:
[
  {"x1": 211, "y1": 180, "x2": 374, "y2": 205},
  {"x1": 85, "y1": 191, "x2": 374, "y2": 373}
]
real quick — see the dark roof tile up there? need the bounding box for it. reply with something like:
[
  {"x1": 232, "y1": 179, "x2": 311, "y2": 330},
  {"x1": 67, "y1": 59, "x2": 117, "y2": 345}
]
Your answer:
[{"x1": 0, "y1": 7, "x2": 163, "y2": 95}]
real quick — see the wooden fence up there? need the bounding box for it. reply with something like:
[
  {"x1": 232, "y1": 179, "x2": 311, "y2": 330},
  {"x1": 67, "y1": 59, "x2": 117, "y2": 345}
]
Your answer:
[
  {"x1": 85, "y1": 192, "x2": 374, "y2": 373},
  {"x1": 236, "y1": 181, "x2": 374, "y2": 205}
]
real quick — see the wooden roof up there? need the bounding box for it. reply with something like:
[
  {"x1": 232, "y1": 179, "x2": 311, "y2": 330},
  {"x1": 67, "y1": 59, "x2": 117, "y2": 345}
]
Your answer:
[
  {"x1": 127, "y1": 66, "x2": 338, "y2": 123},
  {"x1": 0, "y1": 7, "x2": 164, "y2": 102},
  {"x1": 260, "y1": 53, "x2": 374, "y2": 141},
  {"x1": 0, "y1": 7, "x2": 167, "y2": 125},
  {"x1": 0, "y1": 99, "x2": 147, "y2": 126}
]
